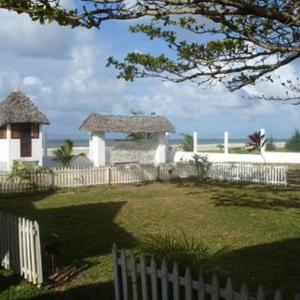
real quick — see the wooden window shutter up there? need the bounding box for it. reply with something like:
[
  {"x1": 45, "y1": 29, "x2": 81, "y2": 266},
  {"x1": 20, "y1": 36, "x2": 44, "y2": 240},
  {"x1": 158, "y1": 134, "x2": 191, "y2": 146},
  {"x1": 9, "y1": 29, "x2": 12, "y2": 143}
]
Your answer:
[
  {"x1": 11, "y1": 124, "x2": 22, "y2": 139},
  {"x1": 31, "y1": 124, "x2": 40, "y2": 138},
  {"x1": 0, "y1": 125, "x2": 7, "y2": 139}
]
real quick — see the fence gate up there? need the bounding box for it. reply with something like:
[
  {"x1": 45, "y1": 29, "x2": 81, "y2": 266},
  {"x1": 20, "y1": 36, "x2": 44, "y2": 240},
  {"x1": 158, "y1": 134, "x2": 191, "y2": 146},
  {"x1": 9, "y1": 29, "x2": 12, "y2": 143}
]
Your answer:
[{"x1": 0, "y1": 211, "x2": 43, "y2": 285}]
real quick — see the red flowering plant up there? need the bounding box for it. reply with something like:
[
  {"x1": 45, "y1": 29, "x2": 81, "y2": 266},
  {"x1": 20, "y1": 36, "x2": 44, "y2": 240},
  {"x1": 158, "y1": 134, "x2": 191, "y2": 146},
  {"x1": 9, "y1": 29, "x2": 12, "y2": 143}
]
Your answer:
[{"x1": 245, "y1": 131, "x2": 267, "y2": 152}]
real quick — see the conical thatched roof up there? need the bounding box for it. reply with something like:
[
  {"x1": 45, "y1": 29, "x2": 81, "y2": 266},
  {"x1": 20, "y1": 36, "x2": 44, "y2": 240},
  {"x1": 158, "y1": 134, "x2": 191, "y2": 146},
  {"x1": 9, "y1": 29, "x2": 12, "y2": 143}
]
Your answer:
[
  {"x1": 0, "y1": 91, "x2": 49, "y2": 127},
  {"x1": 80, "y1": 114, "x2": 176, "y2": 133}
]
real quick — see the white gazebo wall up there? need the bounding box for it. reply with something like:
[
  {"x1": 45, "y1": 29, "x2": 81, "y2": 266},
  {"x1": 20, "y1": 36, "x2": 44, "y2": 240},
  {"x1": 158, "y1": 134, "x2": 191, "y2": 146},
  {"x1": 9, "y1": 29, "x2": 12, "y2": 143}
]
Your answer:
[
  {"x1": 89, "y1": 132, "x2": 106, "y2": 166},
  {"x1": 0, "y1": 138, "x2": 8, "y2": 170},
  {"x1": 154, "y1": 132, "x2": 167, "y2": 164},
  {"x1": 7, "y1": 124, "x2": 44, "y2": 170}
]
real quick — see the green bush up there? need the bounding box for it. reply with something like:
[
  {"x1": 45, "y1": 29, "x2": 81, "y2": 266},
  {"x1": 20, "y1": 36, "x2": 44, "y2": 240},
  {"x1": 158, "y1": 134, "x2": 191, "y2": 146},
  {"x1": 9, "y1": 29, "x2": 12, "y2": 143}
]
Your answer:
[
  {"x1": 266, "y1": 138, "x2": 276, "y2": 151},
  {"x1": 285, "y1": 130, "x2": 300, "y2": 152},
  {"x1": 8, "y1": 161, "x2": 51, "y2": 188},
  {"x1": 191, "y1": 154, "x2": 212, "y2": 181}
]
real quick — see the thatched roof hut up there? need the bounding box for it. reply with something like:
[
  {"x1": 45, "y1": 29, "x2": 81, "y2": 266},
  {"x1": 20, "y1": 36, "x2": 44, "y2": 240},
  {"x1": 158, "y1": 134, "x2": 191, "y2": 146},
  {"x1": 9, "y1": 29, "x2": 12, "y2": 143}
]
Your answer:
[
  {"x1": 0, "y1": 91, "x2": 49, "y2": 127},
  {"x1": 79, "y1": 113, "x2": 176, "y2": 133}
]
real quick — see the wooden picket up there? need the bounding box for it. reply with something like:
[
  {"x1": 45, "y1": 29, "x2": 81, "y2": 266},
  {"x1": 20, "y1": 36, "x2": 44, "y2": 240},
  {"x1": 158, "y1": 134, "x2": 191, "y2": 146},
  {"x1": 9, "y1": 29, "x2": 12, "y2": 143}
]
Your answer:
[
  {"x1": 0, "y1": 171, "x2": 52, "y2": 193},
  {"x1": 112, "y1": 245, "x2": 299, "y2": 300},
  {"x1": 208, "y1": 162, "x2": 288, "y2": 185},
  {"x1": 0, "y1": 162, "x2": 288, "y2": 193},
  {"x1": 0, "y1": 211, "x2": 43, "y2": 285}
]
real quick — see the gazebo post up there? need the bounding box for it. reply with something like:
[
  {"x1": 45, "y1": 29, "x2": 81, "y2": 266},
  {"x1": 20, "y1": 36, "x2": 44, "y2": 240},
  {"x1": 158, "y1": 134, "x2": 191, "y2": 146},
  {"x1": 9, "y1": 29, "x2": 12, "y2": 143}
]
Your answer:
[
  {"x1": 155, "y1": 132, "x2": 167, "y2": 164},
  {"x1": 7, "y1": 124, "x2": 11, "y2": 171},
  {"x1": 91, "y1": 131, "x2": 106, "y2": 167}
]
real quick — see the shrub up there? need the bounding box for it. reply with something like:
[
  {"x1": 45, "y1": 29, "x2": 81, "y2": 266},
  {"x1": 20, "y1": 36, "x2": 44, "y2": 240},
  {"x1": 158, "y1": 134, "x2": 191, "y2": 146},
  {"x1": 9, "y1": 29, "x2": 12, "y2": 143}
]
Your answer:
[
  {"x1": 245, "y1": 131, "x2": 266, "y2": 152},
  {"x1": 191, "y1": 154, "x2": 212, "y2": 181},
  {"x1": 285, "y1": 130, "x2": 300, "y2": 152},
  {"x1": 266, "y1": 137, "x2": 276, "y2": 151},
  {"x1": 137, "y1": 233, "x2": 227, "y2": 273},
  {"x1": 8, "y1": 161, "x2": 50, "y2": 188}
]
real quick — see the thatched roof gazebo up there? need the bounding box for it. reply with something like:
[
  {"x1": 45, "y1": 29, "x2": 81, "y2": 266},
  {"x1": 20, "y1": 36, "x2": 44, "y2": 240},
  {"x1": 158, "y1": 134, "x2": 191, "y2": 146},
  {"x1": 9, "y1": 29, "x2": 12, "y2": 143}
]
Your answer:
[
  {"x1": 79, "y1": 114, "x2": 175, "y2": 133},
  {"x1": 80, "y1": 113, "x2": 175, "y2": 166},
  {"x1": 0, "y1": 91, "x2": 49, "y2": 171},
  {"x1": 0, "y1": 91, "x2": 49, "y2": 127}
]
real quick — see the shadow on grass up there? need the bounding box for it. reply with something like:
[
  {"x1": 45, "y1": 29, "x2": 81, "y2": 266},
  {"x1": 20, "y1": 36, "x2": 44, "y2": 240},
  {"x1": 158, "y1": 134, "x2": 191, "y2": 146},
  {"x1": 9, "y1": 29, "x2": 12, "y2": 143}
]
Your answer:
[
  {"x1": 36, "y1": 201, "x2": 135, "y2": 263},
  {"x1": 211, "y1": 190, "x2": 300, "y2": 210},
  {"x1": 0, "y1": 192, "x2": 136, "y2": 296},
  {"x1": 215, "y1": 238, "x2": 300, "y2": 297},
  {"x1": 20, "y1": 281, "x2": 114, "y2": 300},
  {"x1": 167, "y1": 176, "x2": 300, "y2": 191},
  {"x1": 0, "y1": 272, "x2": 22, "y2": 292},
  {"x1": 137, "y1": 236, "x2": 300, "y2": 298}
]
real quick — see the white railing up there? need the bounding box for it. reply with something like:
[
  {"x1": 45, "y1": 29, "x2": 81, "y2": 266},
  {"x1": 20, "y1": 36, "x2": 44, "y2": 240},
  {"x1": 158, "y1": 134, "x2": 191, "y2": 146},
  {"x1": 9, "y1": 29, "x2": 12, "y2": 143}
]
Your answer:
[
  {"x1": 112, "y1": 245, "x2": 299, "y2": 300},
  {"x1": 0, "y1": 211, "x2": 43, "y2": 285},
  {"x1": 0, "y1": 162, "x2": 288, "y2": 192},
  {"x1": 209, "y1": 162, "x2": 288, "y2": 185}
]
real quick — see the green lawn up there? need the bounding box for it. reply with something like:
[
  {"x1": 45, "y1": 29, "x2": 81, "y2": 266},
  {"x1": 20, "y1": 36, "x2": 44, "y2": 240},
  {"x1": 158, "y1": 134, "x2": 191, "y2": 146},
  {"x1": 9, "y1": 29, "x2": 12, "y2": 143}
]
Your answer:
[{"x1": 0, "y1": 180, "x2": 300, "y2": 299}]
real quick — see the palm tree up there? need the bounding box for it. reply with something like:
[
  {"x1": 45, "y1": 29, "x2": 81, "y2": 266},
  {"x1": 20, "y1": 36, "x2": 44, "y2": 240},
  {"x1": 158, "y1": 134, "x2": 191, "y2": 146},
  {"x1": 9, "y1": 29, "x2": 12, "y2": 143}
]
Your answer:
[
  {"x1": 53, "y1": 139, "x2": 85, "y2": 167},
  {"x1": 127, "y1": 109, "x2": 153, "y2": 141},
  {"x1": 245, "y1": 131, "x2": 267, "y2": 162},
  {"x1": 181, "y1": 133, "x2": 193, "y2": 151}
]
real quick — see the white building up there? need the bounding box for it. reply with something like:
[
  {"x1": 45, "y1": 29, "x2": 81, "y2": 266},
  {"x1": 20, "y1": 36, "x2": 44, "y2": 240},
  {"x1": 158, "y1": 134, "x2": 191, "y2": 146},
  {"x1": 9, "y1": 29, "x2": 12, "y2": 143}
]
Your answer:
[
  {"x1": 79, "y1": 114, "x2": 176, "y2": 166},
  {"x1": 0, "y1": 91, "x2": 49, "y2": 171}
]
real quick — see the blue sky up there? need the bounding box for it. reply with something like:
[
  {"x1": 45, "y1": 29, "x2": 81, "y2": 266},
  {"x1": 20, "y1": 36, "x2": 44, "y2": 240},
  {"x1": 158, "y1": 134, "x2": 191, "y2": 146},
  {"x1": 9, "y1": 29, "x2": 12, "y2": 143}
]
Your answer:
[{"x1": 0, "y1": 6, "x2": 299, "y2": 140}]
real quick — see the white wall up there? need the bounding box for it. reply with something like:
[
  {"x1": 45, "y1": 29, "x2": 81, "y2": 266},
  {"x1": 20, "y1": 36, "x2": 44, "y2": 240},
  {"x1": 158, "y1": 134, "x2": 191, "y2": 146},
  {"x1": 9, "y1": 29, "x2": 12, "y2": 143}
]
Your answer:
[
  {"x1": 154, "y1": 132, "x2": 167, "y2": 164},
  {"x1": 89, "y1": 132, "x2": 106, "y2": 166},
  {"x1": 174, "y1": 151, "x2": 300, "y2": 164},
  {"x1": 0, "y1": 139, "x2": 8, "y2": 171},
  {"x1": 7, "y1": 124, "x2": 44, "y2": 169}
]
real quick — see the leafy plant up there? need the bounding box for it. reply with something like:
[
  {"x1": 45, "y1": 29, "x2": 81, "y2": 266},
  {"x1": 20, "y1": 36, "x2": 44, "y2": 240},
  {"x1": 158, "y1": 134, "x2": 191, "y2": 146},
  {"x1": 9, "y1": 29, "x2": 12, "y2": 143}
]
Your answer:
[
  {"x1": 285, "y1": 130, "x2": 300, "y2": 152},
  {"x1": 191, "y1": 153, "x2": 212, "y2": 181},
  {"x1": 127, "y1": 132, "x2": 147, "y2": 141},
  {"x1": 8, "y1": 161, "x2": 50, "y2": 187},
  {"x1": 181, "y1": 133, "x2": 193, "y2": 152},
  {"x1": 266, "y1": 137, "x2": 276, "y2": 151},
  {"x1": 53, "y1": 139, "x2": 85, "y2": 167},
  {"x1": 245, "y1": 131, "x2": 267, "y2": 152},
  {"x1": 137, "y1": 233, "x2": 227, "y2": 273}
]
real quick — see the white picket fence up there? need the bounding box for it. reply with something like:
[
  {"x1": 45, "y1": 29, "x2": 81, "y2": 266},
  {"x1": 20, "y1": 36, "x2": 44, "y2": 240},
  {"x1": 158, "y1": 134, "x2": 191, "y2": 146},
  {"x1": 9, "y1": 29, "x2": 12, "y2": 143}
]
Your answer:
[
  {"x1": 0, "y1": 162, "x2": 288, "y2": 192},
  {"x1": 51, "y1": 162, "x2": 288, "y2": 188},
  {"x1": 0, "y1": 171, "x2": 52, "y2": 193},
  {"x1": 112, "y1": 245, "x2": 300, "y2": 300},
  {"x1": 0, "y1": 211, "x2": 43, "y2": 285},
  {"x1": 209, "y1": 162, "x2": 288, "y2": 185}
]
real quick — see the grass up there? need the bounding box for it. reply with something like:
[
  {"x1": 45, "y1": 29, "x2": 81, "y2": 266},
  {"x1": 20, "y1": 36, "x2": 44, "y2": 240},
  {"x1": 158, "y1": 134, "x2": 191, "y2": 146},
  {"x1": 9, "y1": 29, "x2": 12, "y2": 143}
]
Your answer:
[{"x1": 0, "y1": 180, "x2": 299, "y2": 299}]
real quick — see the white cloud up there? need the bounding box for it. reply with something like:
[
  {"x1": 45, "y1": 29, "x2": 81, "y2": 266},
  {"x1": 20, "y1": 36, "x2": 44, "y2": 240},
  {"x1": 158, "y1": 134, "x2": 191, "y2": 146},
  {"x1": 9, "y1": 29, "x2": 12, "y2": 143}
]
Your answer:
[
  {"x1": 23, "y1": 76, "x2": 42, "y2": 86},
  {"x1": 0, "y1": 9, "x2": 72, "y2": 59}
]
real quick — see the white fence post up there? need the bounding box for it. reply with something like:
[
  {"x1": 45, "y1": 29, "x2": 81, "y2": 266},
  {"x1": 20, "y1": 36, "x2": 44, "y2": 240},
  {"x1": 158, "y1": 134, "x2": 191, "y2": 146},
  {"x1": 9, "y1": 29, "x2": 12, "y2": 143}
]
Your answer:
[
  {"x1": 193, "y1": 132, "x2": 198, "y2": 153},
  {"x1": 224, "y1": 131, "x2": 229, "y2": 155}
]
